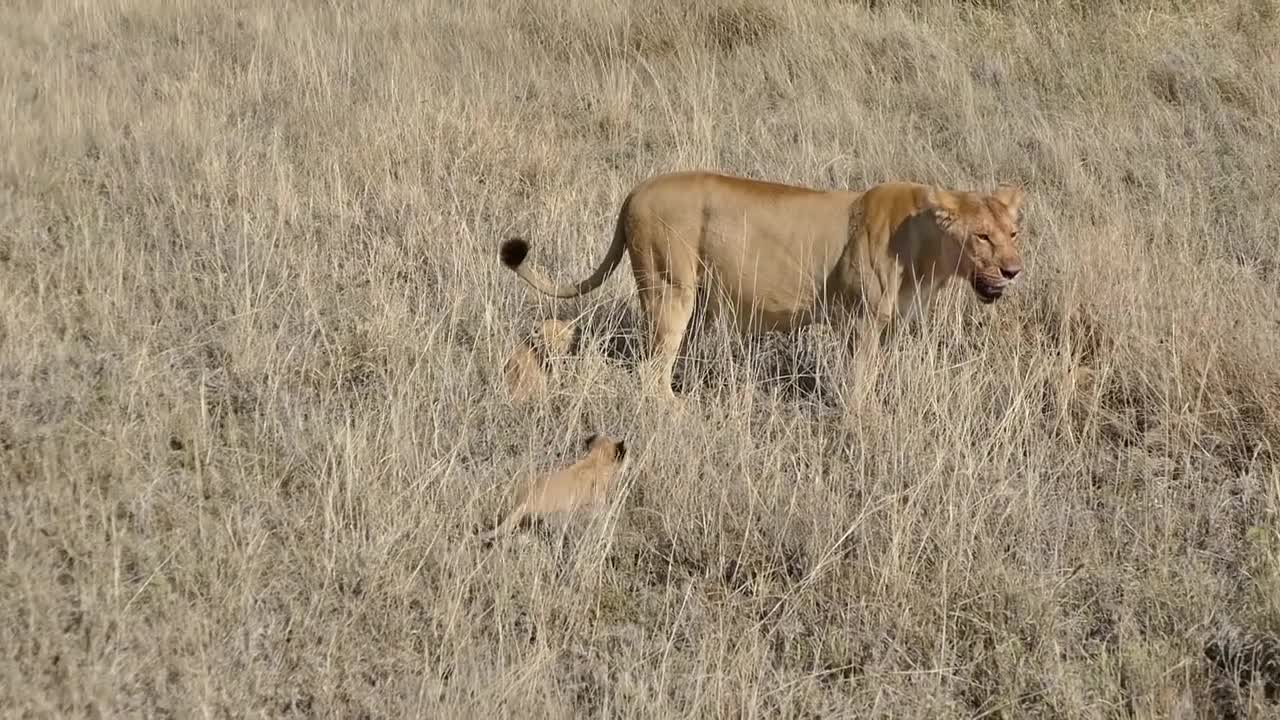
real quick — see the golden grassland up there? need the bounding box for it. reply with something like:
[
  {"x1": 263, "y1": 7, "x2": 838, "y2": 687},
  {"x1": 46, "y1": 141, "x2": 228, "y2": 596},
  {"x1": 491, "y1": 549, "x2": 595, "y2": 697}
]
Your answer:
[{"x1": 2, "y1": 0, "x2": 1280, "y2": 716}]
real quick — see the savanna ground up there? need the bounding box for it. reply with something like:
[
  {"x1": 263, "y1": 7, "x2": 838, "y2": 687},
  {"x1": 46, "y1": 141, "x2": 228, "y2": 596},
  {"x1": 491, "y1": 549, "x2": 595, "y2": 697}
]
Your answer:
[{"x1": 3, "y1": 0, "x2": 1280, "y2": 717}]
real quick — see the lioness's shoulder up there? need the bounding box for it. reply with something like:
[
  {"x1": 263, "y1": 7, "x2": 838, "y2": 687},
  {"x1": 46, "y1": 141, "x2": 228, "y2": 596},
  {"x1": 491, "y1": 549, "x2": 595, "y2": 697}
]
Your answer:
[{"x1": 859, "y1": 181, "x2": 933, "y2": 208}]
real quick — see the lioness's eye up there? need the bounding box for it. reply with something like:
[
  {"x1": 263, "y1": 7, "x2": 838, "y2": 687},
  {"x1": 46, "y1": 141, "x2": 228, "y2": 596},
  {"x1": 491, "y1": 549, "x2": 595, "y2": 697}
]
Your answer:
[{"x1": 976, "y1": 233, "x2": 991, "y2": 243}]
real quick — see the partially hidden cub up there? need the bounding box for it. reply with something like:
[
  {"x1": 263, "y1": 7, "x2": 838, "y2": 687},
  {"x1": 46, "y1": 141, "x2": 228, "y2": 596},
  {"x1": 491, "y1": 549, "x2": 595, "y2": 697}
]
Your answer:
[
  {"x1": 480, "y1": 433, "x2": 629, "y2": 543},
  {"x1": 502, "y1": 319, "x2": 576, "y2": 403}
]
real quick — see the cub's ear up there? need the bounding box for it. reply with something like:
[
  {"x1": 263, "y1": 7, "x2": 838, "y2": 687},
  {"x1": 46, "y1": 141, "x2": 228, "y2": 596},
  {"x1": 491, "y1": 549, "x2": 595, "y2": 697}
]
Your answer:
[
  {"x1": 924, "y1": 186, "x2": 962, "y2": 226},
  {"x1": 583, "y1": 433, "x2": 598, "y2": 450},
  {"x1": 614, "y1": 439, "x2": 627, "y2": 462},
  {"x1": 993, "y1": 183, "x2": 1025, "y2": 217}
]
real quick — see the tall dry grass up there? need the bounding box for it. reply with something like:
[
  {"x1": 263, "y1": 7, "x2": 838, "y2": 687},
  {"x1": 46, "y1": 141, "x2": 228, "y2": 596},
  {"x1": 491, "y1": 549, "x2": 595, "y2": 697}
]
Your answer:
[{"x1": 2, "y1": 0, "x2": 1280, "y2": 716}]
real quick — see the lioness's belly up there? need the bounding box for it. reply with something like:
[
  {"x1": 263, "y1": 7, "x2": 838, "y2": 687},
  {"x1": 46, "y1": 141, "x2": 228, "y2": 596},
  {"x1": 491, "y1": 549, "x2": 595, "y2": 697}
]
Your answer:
[{"x1": 703, "y1": 220, "x2": 846, "y2": 334}]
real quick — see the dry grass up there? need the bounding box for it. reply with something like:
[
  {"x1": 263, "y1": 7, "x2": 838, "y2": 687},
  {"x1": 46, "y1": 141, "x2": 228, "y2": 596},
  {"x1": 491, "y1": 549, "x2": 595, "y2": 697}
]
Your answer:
[{"x1": 3, "y1": 0, "x2": 1280, "y2": 716}]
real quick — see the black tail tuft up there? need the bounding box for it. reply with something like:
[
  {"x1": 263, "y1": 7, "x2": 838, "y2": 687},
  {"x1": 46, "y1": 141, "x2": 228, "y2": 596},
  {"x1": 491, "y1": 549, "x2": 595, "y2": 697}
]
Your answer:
[{"x1": 500, "y1": 238, "x2": 529, "y2": 269}]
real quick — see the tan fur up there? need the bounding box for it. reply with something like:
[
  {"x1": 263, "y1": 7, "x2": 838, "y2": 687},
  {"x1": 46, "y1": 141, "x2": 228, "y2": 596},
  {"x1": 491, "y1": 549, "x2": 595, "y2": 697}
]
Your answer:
[
  {"x1": 502, "y1": 319, "x2": 576, "y2": 402},
  {"x1": 480, "y1": 433, "x2": 628, "y2": 542},
  {"x1": 502, "y1": 341, "x2": 546, "y2": 402},
  {"x1": 500, "y1": 170, "x2": 1026, "y2": 399}
]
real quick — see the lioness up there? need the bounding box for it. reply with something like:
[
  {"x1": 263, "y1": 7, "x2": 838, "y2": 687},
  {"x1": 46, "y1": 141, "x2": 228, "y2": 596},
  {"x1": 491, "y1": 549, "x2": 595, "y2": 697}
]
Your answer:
[
  {"x1": 500, "y1": 170, "x2": 1025, "y2": 399},
  {"x1": 480, "y1": 433, "x2": 629, "y2": 543}
]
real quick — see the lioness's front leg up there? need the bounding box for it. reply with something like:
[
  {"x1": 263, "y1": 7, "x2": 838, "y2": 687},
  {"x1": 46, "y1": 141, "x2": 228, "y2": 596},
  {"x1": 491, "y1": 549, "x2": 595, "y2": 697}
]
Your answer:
[
  {"x1": 846, "y1": 266, "x2": 902, "y2": 355},
  {"x1": 846, "y1": 307, "x2": 896, "y2": 360},
  {"x1": 880, "y1": 261, "x2": 906, "y2": 323},
  {"x1": 897, "y1": 280, "x2": 933, "y2": 336}
]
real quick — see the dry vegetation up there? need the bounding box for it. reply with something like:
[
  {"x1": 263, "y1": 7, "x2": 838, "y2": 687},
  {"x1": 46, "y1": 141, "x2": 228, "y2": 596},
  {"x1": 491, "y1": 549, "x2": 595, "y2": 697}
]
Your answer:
[{"x1": 3, "y1": 0, "x2": 1280, "y2": 716}]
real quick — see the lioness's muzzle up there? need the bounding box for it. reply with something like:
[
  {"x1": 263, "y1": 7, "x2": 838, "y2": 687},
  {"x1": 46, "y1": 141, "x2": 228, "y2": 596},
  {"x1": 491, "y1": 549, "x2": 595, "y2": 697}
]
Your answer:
[{"x1": 974, "y1": 277, "x2": 1008, "y2": 303}]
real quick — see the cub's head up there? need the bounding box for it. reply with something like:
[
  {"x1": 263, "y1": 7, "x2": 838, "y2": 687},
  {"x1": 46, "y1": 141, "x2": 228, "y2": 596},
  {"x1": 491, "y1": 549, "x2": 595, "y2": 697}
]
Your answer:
[
  {"x1": 929, "y1": 184, "x2": 1026, "y2": 304},
  {"x1": 582, "y1": 433, "x2": 627, "y2": 464}
]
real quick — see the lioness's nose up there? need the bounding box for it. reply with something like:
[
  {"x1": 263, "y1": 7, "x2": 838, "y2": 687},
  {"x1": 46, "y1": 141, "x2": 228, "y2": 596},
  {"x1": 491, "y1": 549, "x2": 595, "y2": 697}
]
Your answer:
[{"x1": 1001, "y1": 263, "x2": 1023, "y2": 280}]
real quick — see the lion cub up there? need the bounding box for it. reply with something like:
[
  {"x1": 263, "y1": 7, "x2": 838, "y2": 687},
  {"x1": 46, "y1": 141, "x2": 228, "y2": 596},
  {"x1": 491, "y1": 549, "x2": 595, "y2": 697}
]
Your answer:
[
  {"x1": 502, "y1": 319, "x2": 576, "y2": 403},
  {"x1": 480, "y1": 433, "x2": 629, "y2": 543}
]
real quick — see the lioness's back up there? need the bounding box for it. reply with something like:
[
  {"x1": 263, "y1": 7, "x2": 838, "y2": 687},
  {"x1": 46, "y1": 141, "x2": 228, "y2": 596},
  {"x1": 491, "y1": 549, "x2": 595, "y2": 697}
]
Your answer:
[{"x1": 628, "y1": 170, "x2": 829, "y2": 205}]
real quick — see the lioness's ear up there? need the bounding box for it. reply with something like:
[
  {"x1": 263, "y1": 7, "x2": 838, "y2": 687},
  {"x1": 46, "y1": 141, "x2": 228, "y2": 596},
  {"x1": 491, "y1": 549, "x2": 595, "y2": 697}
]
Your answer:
[
  {"x1": 583, "y1": 433, "x2": 598, "y2": 450},
  {"x1": 614, "y1": 439, "x2": 627, "y2": 462},
  {"x1": 993, "y1": 183, "x2": 1025, "y2": 217},
  {"x1": 924, "y1": 186, "x2": 961, "y2": 225}
]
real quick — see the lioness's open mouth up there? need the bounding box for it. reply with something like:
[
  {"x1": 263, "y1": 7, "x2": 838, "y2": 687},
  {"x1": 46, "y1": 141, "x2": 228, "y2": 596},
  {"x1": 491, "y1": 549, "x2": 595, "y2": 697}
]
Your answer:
[{"x1": 974, "y1": 279, "x2": 1007, "y2": 304}]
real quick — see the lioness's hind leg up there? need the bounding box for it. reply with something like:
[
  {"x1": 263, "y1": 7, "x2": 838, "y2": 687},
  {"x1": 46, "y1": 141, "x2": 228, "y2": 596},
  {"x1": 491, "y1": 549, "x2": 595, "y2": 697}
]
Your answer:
[
  {"x1": 638, "y1": 281, "x2": 696, "y2": 400},
  {"x1": 677, "y1": 285, "x2": 719, "y2": 389},
  {"x1": 683, "y1": 284, "x2": 721, "y2": 350}
]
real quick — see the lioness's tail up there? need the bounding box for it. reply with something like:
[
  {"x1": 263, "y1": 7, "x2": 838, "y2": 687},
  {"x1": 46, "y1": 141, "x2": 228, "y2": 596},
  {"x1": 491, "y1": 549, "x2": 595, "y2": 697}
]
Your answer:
[{"x1": 499, "y1": 212, "x2": 628, "y2": 300}]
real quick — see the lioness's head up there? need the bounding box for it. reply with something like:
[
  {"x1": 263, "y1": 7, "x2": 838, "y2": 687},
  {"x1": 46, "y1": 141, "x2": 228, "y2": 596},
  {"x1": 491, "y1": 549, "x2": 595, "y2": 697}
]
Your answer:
[{"x1": 930, "y1": 184, "x2": 1026, "y2": 304}]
